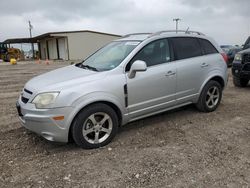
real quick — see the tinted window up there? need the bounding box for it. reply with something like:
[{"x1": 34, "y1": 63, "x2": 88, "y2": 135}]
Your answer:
[
  {"x1": 130, "y1": 39, "x2": 171, "y2": 67},
  {"x1": 199, "y1": 39, "x2": 218, "y2": 55},
  {"x1": 171, "y1": 37, "x2": 202, "y2": 60}
]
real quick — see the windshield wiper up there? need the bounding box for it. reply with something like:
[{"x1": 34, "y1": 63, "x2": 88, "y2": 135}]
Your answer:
[
  {"x1": 77, "y1": 64, "x2": 99, "y2": 72},
  {"x1": 83, "y1": 65, "x2": 99, "y2": 72}
]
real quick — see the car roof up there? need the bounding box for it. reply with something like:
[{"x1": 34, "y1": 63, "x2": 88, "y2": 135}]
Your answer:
[
  {"x1": 116, "y1": 30, "x2": 206, "y2": 42},
  {"x1": 115, "y1": 30, "x2": 223, "y2": 54}
]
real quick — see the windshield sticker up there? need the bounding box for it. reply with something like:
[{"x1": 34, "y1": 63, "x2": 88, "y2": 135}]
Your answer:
[{"x1": 125, "y1": 42, "x2": 140, "y2": 46}]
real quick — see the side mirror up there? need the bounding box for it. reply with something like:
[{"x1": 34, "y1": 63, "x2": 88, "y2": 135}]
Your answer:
[{"x1": 128, "y1": 60, "x2": 147, "y2": 79}]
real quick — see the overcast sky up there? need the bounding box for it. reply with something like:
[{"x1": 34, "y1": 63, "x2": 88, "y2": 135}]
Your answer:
[{"x1": 0, "y1": 0, "x2": 249, "y2": 46}]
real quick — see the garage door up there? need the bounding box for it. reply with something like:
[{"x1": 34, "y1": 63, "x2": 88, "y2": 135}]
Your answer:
[
  {"x1": 58, "y1": 38, "x2": 66, "y2": 60},
  {"x1": 47, "y1": 39, "x2": 57, "y2": 59}
]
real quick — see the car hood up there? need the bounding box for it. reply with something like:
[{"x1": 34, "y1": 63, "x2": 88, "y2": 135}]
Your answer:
[
  {"x1": 25, "y1": 65, "x2": 106, "y2": 92},
  {"x1": 238, "y1": 48, "x2": 250, "y2": 54}
]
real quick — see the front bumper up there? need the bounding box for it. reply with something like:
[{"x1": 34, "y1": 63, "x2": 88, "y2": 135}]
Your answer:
[
  {"x1": 16, "y1": 97, "x2": 74, "y2": 143},
  {"x1": 232, "y1": 61, "x2": 250, "y2": 79}
]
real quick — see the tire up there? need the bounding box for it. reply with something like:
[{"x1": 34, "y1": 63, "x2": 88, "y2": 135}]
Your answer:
[
  {"x1": 6, "y1": 54, "x2": 11, "y2": 62},
  {"x1": 71, "y1": 103, "x2": 119, "y2": 149},
  {"x1": 233, "y1": 76, "x2": 249, "y2": 87},
  {"x1": 196, "y1": 80, "x2": 222, "y2": 112},
  {"x1": 3, "y1": 54, "x2": 9, "y2": 62}
]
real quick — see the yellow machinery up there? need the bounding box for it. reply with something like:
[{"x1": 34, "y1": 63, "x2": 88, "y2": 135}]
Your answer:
[
  {"x1": 10, "y1": 58, "x2": 17, "y2": 65},
  {"x1": 0, "y1": 43, "x2": 24, "y2": 62}
]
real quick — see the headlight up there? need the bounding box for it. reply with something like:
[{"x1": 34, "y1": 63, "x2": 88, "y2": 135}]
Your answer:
[
  {"x1": 234, "y1": 53, "x2": 242, "y2": 61},
  {"x1": 32, "y1": 92, "x2": 59, "y2": 109}
]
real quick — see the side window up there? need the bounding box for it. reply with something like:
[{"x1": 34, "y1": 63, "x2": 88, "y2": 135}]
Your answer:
[
  {"x1": 171, "y1": 37, "x2": 203, "y2": 60},
  {"x1": 199, "y1": 39, "x2": 218, "y2": 55},
  {"x1": 129, "y1": 39, "x2": 171, "y2": 69}
]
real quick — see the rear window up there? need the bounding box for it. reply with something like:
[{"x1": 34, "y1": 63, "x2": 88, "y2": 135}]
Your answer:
[
  {"x1": 171, "y1": 37, "x2": 203, "y2": 60},
  {"x1": 199, "y1": 39, "x2": 218, "y2": 55}
]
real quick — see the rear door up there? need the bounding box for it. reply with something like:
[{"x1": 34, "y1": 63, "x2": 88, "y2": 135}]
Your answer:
[
  {"x1": 126, "y1": 38, "x2": 177, "y2": 119},
  {"x1": 170, "y1": 37, "x2": 205, "y2": 104}
]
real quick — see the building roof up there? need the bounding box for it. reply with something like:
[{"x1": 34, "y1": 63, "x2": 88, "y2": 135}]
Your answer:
[
  {"x1": 3, "y1": 30, "x2": 121, "y2": 44},
  {"x1": 3, "y1": 37, "x2": 37, "y2": 44}
]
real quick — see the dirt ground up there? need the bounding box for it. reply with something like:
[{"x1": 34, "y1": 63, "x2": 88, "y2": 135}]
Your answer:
[{"x1": 0, "y1": 60, "x2": 249, "y2": 188}]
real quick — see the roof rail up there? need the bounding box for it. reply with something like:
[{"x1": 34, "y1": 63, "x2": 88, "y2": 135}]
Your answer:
[
  {"x1": 122, "y1": 33, "x2": 152, "y2": 38},
  {"x1": 150, "y1": 30, "x2": 205, "y2": 37}
]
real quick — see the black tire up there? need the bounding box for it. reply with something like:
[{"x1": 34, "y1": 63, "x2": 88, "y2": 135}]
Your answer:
[
  {"x1": 233, "y1": 76, "x2": 249, "y2": 87},
  {"x1": 6, "y1": 54, "x2": 11, "y2": 62},
  {"x1": 3, "y1": 54, "x2": 9, "y2": 62},
  {"x1": 71, "y1": 103, "x2": 119, "y2": 149},
  {"x1": 196, "y1": 80, "x2": 222, "y2": 112}
]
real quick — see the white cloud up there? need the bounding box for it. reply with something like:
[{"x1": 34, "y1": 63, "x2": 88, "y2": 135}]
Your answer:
[{"x1": 0, "y1": 0, "x2": 249, "y2": 45}]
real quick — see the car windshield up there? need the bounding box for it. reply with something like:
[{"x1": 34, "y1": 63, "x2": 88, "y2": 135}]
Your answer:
[
  {"x1": 244, "y1": 37, "x2": 250, "y2": 49},
  {"x1": 80, "y1": 41, "x2": 140, "y2": 71}
]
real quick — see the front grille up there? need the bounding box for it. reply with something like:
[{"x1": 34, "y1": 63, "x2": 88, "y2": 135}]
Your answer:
[
  {"x1": 21, "y1": 88, "x2": 33, "y2": 104},
  {"x1": 243, "y1": 54, "x2": 250, "y2": 63},
  {"x1": 24, "y1": 88, "x2": 33, "y2": 95},
  {"x1": 21, "y1": 96, "x2": 29, "y2": 104},
  {"x1": 243, "y1": 63, "x2": 250, "y2": 71},
  {"x1": 232, "y1": 63, "x2": 242, "y2": 70}
]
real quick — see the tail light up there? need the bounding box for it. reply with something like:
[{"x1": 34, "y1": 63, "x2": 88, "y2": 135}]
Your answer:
[{"x1": 221, "y1": 53, "x2": 228, "y2": 64}]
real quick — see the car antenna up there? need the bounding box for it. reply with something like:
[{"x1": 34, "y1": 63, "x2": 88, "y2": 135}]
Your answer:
[{"x1": 185, "y1": 27, "x2": 190, "y2": 34}]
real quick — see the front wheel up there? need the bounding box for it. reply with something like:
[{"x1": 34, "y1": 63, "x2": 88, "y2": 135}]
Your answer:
[
  {"x1": 71, "y1": 103, "x2": 119, "y2": 149},
  {"x1": 196, "y1": 80, "x2": 222, "y2": 112}
]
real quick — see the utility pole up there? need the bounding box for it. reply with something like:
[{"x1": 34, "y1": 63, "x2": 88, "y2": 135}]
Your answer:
[
  {"x1": 28, "y1": 20, "x2": 35, "y2": 59},
  {"x1": 173, "y1": 18, "x2": 181, "y2": 33}
]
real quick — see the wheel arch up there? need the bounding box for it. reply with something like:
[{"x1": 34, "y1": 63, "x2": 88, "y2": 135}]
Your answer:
[
  {"x1": 209, "y1": 76, "x2": 225, "y2": 89},
  {"x1": 197, "y1": 74, "x2": 226, "y2": 104},
  {"x1": 68, "y1": 100, "x2": 124, "y2": 142}
]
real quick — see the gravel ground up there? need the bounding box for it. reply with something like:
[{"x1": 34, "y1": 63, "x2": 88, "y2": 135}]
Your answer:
[{"x1": 0, "y1": 61, "x2": 249, "y2": 187}]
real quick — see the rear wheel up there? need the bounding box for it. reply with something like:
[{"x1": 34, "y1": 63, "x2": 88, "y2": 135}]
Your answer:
[
  {"x1": 196, "y1": 80, "x2": 222, "y2": 112},
  {"x1": 233, "y1": 76, "x2": 249, "y2": 87},
  {"x1": 71, "y1": 103, "x2": 118, "y2": 149}
]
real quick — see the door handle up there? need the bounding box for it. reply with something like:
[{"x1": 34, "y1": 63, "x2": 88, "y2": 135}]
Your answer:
[
  {"x1": 201, "y1": 63, "x2": 209, "y2": 68},
  {"x1": 165, "y1": 71, "x2": 176, "y2": 77}
]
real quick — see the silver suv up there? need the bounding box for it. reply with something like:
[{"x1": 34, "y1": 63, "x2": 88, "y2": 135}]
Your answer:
[{"x1": 17, "y1": 30, "x2": 228, "y2": 148}]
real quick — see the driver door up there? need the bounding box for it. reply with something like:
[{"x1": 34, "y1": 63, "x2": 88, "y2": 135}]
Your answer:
[{"x1": 126, "y1": 38, "x2": 177, "y2": 119}]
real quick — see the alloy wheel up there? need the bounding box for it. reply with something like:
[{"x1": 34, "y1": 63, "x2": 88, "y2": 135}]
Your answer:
[
  {"x1": 82, "y1": 112, "x2": 113, "y2": 144},
  {"x1": 205, "y1": 86, "x2": 220, "y2": 109}
]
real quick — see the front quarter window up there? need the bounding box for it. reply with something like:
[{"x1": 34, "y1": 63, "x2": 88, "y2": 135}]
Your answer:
[{"x1": 80, "y1": 41, "x2": 140, "y2": 71}]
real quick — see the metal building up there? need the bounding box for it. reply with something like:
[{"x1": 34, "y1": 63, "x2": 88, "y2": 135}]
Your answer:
[
  {"x1": 37, "y1": 30, "x2": 121, "y2": 60},
  {"x1": 3, "y1": 30, "x2": 121, "y2": 60}
]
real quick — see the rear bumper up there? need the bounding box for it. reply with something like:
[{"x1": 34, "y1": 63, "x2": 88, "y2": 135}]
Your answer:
[{"x1": 16, "y1": 97, "x2": 74, "y2": 143}]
